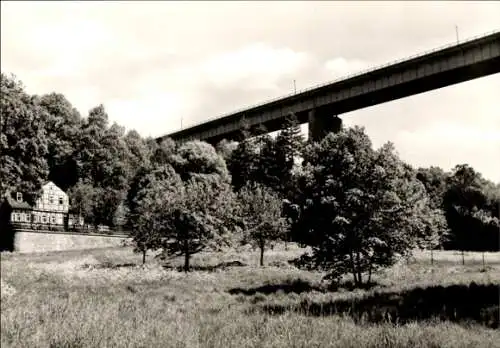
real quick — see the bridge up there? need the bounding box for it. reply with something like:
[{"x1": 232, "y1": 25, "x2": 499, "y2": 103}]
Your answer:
[{"x1": 157, "y1": 30, "x2": 500, "y2": 144}]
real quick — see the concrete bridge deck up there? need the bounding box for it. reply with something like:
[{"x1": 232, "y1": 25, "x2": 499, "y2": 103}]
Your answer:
[{"x1": 158, "y1": 30, "x2": 500, "y2": 143}]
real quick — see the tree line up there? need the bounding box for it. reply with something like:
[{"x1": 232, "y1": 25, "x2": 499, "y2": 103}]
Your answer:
[{"x1": 1, "y1": 72, "x2": 499, "y2": 285}]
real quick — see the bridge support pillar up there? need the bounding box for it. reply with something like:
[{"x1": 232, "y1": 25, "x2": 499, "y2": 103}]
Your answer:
[{"x1": 308, "y1": 109, "x2": 342, "y2": 142}]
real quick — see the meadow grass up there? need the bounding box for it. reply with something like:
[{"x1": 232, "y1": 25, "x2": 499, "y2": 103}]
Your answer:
[{"x1": 1, "y1": 245, "x2": 499, "y2": 348}]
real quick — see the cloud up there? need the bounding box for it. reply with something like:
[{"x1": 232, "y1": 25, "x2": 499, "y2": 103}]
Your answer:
[
  {"x1": 324, "y1": 57, "x2": 370, "y2": 79},
  {"x1": 200, "y1": 43, "x2": 311, "y2": 90}
]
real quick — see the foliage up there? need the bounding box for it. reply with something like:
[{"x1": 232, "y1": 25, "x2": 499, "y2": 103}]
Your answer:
[
  {"x1": 416, "y1": 166, "x2": 449, "y2": 210},
  {"x1": 215, "y1": 139, "x2": 239, "y2": 161},
  {"x1": 37, "y1": 92, "x2": 82, "y2": 191},
  {"x1": 67, "y1": 180, "x2": 97, "y2": 227},
  {"x1": 3, "y1": 72, "x2": 499, "y2": 266},
  {"x1": 443, "y1": 164, "x2": 499, "y2": 251},
  {"x1": 0, "y1": 73, "x2": 49, "y2": 200},
  {"x1": 291, "y1": 127, "x2": 431, "y2": 286},
  {"x1": 145, "y1": 174, "x2": 236, "y2": 271},
  {"x1": 70, "y1": 106, "x2": 132, "y2": 227},
  {"x1": 171, "y1": 140, "x2": 229, "y2": 183},
  {"x1": 236, "y1": 183, "x2": 288, "y2": 266},
  {"x1": 166, "y1": 179, "x2": 236, "y2": 271},
  {"x1": 128, "y1": 141, "x2": 236, "y2": 269},
  {"x1": 274, "y1": 113, "x2": 305, "y2": 196},
  {"x1": 151, "y1": 137, "x2": 176, "y2": 167},
  {"x1": 227, "y1": 137, "x2": 259, "y2": 192},
  {"x1": 128, "y1": 165, "x2": 183, "y2": 263}
]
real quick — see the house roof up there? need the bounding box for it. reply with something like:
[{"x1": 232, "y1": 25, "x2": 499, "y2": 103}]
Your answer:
[{"x1": 4, "y1": 196, "x2": 32, "y2": 210}]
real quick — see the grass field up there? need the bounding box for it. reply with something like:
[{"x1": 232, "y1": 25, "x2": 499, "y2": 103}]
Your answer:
[{"x1": 1, "y1": 245, "x2": 499, "y2": 348}]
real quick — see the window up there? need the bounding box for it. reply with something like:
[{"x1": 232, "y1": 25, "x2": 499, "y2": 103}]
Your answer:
[
  {"x1": 51, "y1": 216, "x2": 56, "y2": 224},
  {"x1": 59, "y1": 197, "x2": 64, "y2": 205},
  {"x1": 16, "y1": 192, "x2": 23, "y2": 202},
  {"x1": 49, "y1": 195, "x2": 54, "y2": 204},
  {"x1": 12, "y1": 213, "x2": 18, "y2": 222},
  {"x1": 41, "y1": 215, "x2": 47, "y2": 224},
  {"x1": 25, "y1": 214, "x2": 31, "y2": 223}
]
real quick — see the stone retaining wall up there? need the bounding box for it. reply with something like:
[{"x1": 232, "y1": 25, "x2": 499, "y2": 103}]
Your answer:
[{"x1": 13, "y1": 231, "x2": 130, "y2": 253}]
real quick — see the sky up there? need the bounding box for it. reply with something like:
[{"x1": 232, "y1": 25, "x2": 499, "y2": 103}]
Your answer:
[{"x1": 1, "y1": 1, "x2": 499, "y2": 182}]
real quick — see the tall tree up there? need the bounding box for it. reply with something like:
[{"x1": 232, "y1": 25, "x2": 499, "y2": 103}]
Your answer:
[
  {"x1": 128, "y1": 165, "x2": 183, "y2": 264},
  {"x1": 151, "y1": 137, "x2": 176, "y2": 167},
  {"x1": 37, "y1": 92, "x2": 82, "y2": 191},
  {"x1": 291, "y1": 128, "x2": 431, "y2": 286},
  {"x1": 73, "y1": 106, "x2": 131, "y2": 227},
  {"x1": 443, "y1": 164, "x2": 498, "y2": 253},
  {"x1": 171, "y1": 140, "x2": 229, "y2": 183},
  {"x1": 129, "y1": 140, "x2": 237, "y2": 268},
  {"x1": 416, "y1": 166, "x2": 449, "y2": 210},
  {"x1": 124, "y1": 129, "x2": 152, "y2": 174},
  {"x1": 274, "y1": 113, "x2": 304, "y2": 195},
  {"x1": 227, "y1": 137, "x2": 258, "y2": 192},
  {"x1": 215, "y1": 139, "x2": 238, "y2": 162},
  {"x1": 160, "y1": 177, "x2": 236, "y2": 272},
  {"x1": 0, "y1": 73, "x2": 49, "y2": 200}
]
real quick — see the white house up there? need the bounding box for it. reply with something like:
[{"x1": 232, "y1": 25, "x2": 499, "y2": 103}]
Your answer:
[{"x1": 6, "y1": 181, "x2": 83, "y2": 229}]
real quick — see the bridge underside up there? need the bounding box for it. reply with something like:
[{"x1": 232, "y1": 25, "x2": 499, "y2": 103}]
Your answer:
[
  {"x1": 193, "y1": 57, "x2": 499, "y2": 145},
  {"x1": 159, "y1": 32, "x2": 500, "y2": 145}
]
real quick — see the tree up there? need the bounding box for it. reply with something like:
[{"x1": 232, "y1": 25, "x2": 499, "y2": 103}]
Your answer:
[
  {"x1": 227, "y1": 137, "x2": 258, "y2": 192},
  {"x1": 37, "y1": 92, "x2": 82, "y2": 191},
  {"x1": 124, "y1": 130, "x2": 152, "y2": 171},
  {"x1": 67, "y1": 180, "x2": 97, "y2": 230},
  {"x1": 416, "y1": 166, "x2": 449, "y2": 210},
  {"x1": 151, "y1": 137, "x2": 176, "y2": 167},
  {"x1": 442, "y1": 164, "x2": 497, "y2": 256},
  {"x1": 160, "y1": 177, "x2": 236, "y2": 272},
  {"x1": 415, "y1": 166, "x2": 451, "y2": 259},
  {"x1": 73, "y1": 106, "x2": 132, "y2": 227},
  {"x1": 237, "y1": 183, "x2": 288, "y2": 266},
  {"x1": 128, "y1": 165, "x2": 183, "y2": 264},
  {"x1": 171, "y1": 140, "x2": 229, "y2": 182},
  {"x1": 112, "y1": 201, "x2": 129, "y2": 232},
  {"x1": 414, "y1": 206, "x2": 450, "y2": 265},
  {"x1": 126, "y1": 165, "x2": 154, "y2": 227},
  {"x1": 0, "y1": 73, "x2": 49, "y2": 199},
  {"x1": 255, "y1": 134, "x2": 283, "y2": 192},
  {"x1": 129, "y1": 141, "x2": 237, "y2": 268},
  {"x1": 291, "y1": 127, "x2": 430, "y2": 286},
  {"x1": 75, "y1": 104, "x2": 110, "y2": 183},
  {"x1": 274, "y1": 113, "x2": 305, "y2": 195},
  {"x1": 134, "y1": 171, "x2": 236, "y2": 271},
  {"x1": 215, "y1": 139, "x2": 238, "y2": 161},
  {"x1": 273, "y1": 114, "x2": 306, "y2": 245}
]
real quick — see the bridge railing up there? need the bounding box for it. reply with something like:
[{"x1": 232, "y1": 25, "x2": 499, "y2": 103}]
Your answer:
[{"x1": 171, "y1": 29, "x2": 499, "y2": 134}]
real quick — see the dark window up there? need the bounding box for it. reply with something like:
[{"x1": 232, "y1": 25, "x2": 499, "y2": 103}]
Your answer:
[{"x1": 59, "y1": 197, "x2": 64, "y2": 205}]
